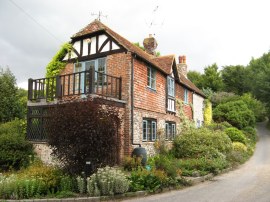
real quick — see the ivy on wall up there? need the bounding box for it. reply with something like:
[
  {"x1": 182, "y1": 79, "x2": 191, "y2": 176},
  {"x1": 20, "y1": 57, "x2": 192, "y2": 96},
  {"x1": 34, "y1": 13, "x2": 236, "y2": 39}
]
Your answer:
[
  {"x1": 204, "y1": 99, "x2": 212, "y2": 125},
  {"x1": 45, "y1": 43, "x2": 72, "y2": 78}
]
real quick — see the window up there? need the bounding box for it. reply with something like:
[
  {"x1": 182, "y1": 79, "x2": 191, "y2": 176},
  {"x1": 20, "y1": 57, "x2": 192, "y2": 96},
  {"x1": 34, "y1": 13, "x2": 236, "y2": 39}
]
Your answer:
[
  {"x1": 147, "y1": 67, "x2": 156, "y2": 90},
  {"x1": 143, "y1": 119, "x2": 157, "y2": 141},
  {"x1": 167, "y1": 77, "x2": 175, "y2": 112},
  {"x1": 167, "y1": 77, "x2": 175, "y2": 97},
  {"x1": 184, "y1": 88, "x2": 188, "y2": 103},
  {"x1": 165, "y1": 122, "x2": 176, "y2": 140},
  {"x1": 74, "y1": 57, "x2": 107, "y2": 92}
]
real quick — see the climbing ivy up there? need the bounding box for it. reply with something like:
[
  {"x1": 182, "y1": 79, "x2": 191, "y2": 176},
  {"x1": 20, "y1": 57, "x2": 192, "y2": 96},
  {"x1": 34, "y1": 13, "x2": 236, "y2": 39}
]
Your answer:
[
  {"x1": 204, "y1": 99, "x2": 212, "y2": 125},
  {"x1": 45, "y1": 43, "x2": 72, "y2": 78},
  {"x1": 176, "y1": 99, "x2": 195, "y2": 133}
]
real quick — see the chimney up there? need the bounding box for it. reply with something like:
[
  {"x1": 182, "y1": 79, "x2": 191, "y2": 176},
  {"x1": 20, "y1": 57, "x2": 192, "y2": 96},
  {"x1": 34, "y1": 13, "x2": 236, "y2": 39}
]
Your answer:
[
  {"x1": 143, "y1": 34, "x2": 158, "y2": 55},
  {"x1": 177, "y1": 55, "x2": 188, "y2": 78}
]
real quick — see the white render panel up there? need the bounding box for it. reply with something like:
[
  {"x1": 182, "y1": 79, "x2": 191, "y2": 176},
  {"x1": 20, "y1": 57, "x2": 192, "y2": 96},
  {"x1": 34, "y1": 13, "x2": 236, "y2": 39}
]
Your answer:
[
  {"x1": 73, "y1": 41, "x2": 81, "y2": 54},
  {"x1": 98, "y1": 34, "x2": 107, "y2": 49},
  {"x1": 112, "y1": 42, "x2": 120, "y2": 50},
  {"x1": 90, "y1": 37, "x2": 97, "y2": 54},
  {"x1": 82, "y1": 39, "x2": 89, "y2": 56},
  {"x1": 101, "y1": 41, "x2": 110, "y2": 52},
  {"x1": 70, "y1": 50, "x2": 76, "y2": 59},
  {"x1": 193, "y1": 93, "x2": 204, "y2": 127},
  {"x1": 63, "y1": 53, "x2": 69, "y2": 60}
]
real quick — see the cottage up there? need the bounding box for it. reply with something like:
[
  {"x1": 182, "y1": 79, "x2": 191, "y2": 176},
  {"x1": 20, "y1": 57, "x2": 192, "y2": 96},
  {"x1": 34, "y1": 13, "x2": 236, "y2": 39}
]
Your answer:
[{"x1": 27, "y1": 20, "x2": 205, "y2": 163}]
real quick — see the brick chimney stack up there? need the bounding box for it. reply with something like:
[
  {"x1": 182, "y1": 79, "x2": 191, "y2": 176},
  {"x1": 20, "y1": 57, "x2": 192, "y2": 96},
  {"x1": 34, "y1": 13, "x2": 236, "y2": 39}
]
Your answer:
[
  {"x1": 143, "y1": 34, "x2": 158, "y2": 55},
  {"x1": 177, "y1": 55, "x2": 188, "y2": 78}
]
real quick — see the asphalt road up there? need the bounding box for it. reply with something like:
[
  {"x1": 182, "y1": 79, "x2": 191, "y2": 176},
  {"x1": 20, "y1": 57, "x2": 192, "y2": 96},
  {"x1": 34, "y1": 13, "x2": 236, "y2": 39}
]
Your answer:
[{"x1": 124, "y1": 122, "x2": 270, "y2": 202}]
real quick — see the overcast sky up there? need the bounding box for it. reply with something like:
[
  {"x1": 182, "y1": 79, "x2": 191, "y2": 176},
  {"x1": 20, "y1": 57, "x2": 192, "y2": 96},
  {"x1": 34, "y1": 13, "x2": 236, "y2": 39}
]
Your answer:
[{"x1": 1, "y1": 0, "x2": 270, "y2": 89}]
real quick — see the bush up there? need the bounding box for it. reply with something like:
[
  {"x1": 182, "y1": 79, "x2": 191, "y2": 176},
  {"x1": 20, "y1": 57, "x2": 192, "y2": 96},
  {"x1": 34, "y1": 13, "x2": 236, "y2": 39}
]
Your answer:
[
  {"x1": 173, "y1": 128, "x2": 232, "y2": 159},
  {"x1": 232, "y1": 142, "x2": 247, "y2": 152},
  {"x1": 177, "y1": 156, "x2": 228, "y2": 176},
  {"x1": 47, "y1": 100, "x2": 121, "y2": 175},
  {"x1": 213, "y1": 100, "x2": 256, "y2": 129},
  {"x1": 225, "y1": 127, "x2": 247, "y2": 145},
  {"x1": 0, "y1": 119, "x2": 26, "y2": 136},
  {"x1": 0, "y1": 133, "x2": 34, "y2": 171},
  {"x1": 206, "y1": 121, "x2": 232, "y2": 131},
  {"x1": 122, "y1": 156, "x2": 142, "y2": 171},
  {"x1": 242, "y1": 127, "x2": 257, "y2": 142},
  {"x1": 152, "y1": 154, "x2": 181, "y2": 179},
  {"x1": 228, "y1": 142, "x2": 249, "y2": 164},
  {"x1": 128, "y1": 168, "x2": 168, "y2": 192},
  {"x1": 86, "y1": 166, "x2": 129, "y2": 196}
]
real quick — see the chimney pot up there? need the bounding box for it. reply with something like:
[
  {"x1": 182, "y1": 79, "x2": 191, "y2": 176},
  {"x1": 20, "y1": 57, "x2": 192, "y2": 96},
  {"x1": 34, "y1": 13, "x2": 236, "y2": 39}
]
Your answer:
[
  {"x1": 183, "y1": 55, "x2": 186, "y2": 64},
  {"x1": 179, "y1": 56, "x2": 183, "y2": 64}
]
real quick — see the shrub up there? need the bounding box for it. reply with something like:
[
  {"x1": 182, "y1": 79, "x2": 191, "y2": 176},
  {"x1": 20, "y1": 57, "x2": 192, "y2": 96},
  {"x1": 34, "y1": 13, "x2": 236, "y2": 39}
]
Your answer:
[
  {"x1": 232, "y1": 142, "x2": 247, "y2": 152},
  {"x1": 213, "y1": 100, "x2": 256, "y2": 129},
  {"x1": 122, "y1": 156, "x2": 142, "y2": 171},
  {"x1": 0, "y1": 119, "x2": 26, "y2": 136},
  {"x1": 47, "y1": 100, "x2": 121, "y2": 175},
  {"x1": 86, "y1": 166, "x2": 129, "y2": 196},
  {"x1": 206, "y1": 121, "x2": 232, "y2": 131},
  {"x1": 177, "y1": 156, "x2": 228, "y2": 176},
  {"x1": 228, "y1": 142, "x2": 249, "y2": 164},
  {"x1": 173, "y1": 128, "x2": 232, "y2": 159},
  {"x1": 225, "y1": 127, "x2": 247, "y2": 145},
  {"x1": 203, "y1": 99, "x2": 212, "y2": 125},
  {"x1": 0, "y1": 133, "x2": 34, "y2": 171},
  {"x1": 128, "y1": 168, "x2": 168, "y2": 192},
  {"x1": 152, "y1": 154, "x2": 181, "y2": 179},
  {"x1": 242, "y1": 127, "x2": 257, "y2": 142}
]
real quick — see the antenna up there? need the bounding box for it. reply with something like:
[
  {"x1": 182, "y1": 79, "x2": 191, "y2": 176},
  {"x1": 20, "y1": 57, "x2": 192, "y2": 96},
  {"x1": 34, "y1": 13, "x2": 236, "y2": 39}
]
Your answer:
[
  {"x1": 91, "y1": 11, "x2": 107, "y2": 21},
  {"x1": 144, "y1": 5, "x2": 165, "y2": 33}
]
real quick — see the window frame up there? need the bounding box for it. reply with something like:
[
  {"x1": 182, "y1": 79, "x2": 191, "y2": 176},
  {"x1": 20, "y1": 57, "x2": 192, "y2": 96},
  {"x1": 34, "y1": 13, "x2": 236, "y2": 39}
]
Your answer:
[
  {"x1": 165, "y1": 122, "x2": 176, "y2": 140},
  {"x1": 147, "y1": 66, "x2": 156, "y2": 90},
  {"x1": 167, "y1": 76, "x2": 175, "y2": 97},
  {"x1": 142, "y1": 119, "x2": 157, "y2": 142},
  {"x1": 184, "y1": 88, "x2": 189, "y2": 104}
]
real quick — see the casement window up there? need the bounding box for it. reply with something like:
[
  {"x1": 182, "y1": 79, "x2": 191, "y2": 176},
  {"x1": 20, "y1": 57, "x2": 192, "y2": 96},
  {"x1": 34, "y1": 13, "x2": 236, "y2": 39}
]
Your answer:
[
  {"x1": 167, "y1": 76, "x2": 175, "y2": 112},
  {"x1": 74, "y1": 62, "x2": 83, "y2": 93},
  {"x1": 147, "y1": 67, "x2": 156, "y2": 90},
  {"x1": 143, "y1": 119, "x2": 157, "y2": 141},
  {"x1": 165, "y1": 122, "x2": 176, "y2": 140},
  {"x1": 184, "y1": 88, "x2": 188, "y2": 104}
]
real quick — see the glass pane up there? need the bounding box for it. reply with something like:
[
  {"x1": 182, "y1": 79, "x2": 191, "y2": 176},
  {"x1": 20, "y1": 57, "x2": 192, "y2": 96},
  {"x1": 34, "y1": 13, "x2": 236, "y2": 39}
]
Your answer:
[
  {"x1": 151, "y1": 78, "x2": 156, "y2": 89},
  {"x1": 143, "y1": 121, "x2": 147, "y2": 141},
  {"x1": 147, "y1": 121, "x2": 151, "y2": 141},
  {"x1": 165, "y1": 123, "x2": 168, "y2": 140},
  {"x1": 152, "y1": 121, "x2": 156, "y2": 140}
]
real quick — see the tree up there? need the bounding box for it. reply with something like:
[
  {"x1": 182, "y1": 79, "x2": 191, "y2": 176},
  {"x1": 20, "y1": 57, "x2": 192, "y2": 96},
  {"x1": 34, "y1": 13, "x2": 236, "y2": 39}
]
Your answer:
[
  {"x1": 221, "y1": 65, "x2": 249, "y2": 95},
  {"x1": 0, "y1": 67, "x2": 24, "y2": 123},
  {"x1": 201, "y1": 63, "x2": 224, "y2": 92},
  {"x1": 187, "y1": 70, "x2": 204, "y2": 89}
]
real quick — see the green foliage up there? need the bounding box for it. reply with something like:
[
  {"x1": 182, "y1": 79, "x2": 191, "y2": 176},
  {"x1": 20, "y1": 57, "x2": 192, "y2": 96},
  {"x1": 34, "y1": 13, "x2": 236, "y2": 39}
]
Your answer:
[
  {"x1": 0, "y1": 67, "x2": 26, "y2": 123},
  {"x1": 221, "y1": 65, "x2": 249, "y2": 95},
  {"x1": 211, "y1": 91, "x2": 239, "y2": 108},
  {"x1": 225, "y1": 127, "x2": 247, "y2": 145},
  {"x1": 47, "y1": 100, "x2": 121, "y2": 175},
  {"x1": 0, "y1": 161, "x2": 69, "y2": 199},
  {"x1": 177, "y1": 156, "x2": 228, "y2": 176},
  {"x1": 45, "y1": 43, "x2": 72, "y2": 78},
  {"x1": 206, "y1": 121, "x2": 232, "y2": 131},
  {"x1": 86, "y1": 166, "x2": 129, "y2": 196},
  {"x1": 173, "y1": 127, "x2": 232, "y2": 159},
  {"x1": 0, "y1": 119, "x2": 33, "y2": 171},
  {"x1": 201, "y1": 63, "x2": 224, "y2": 92},
  {"x1": 128, "y1": 168, "x2": 168, "y2": 192},
  {"x1": 242, "y1": 126, "x2": 257, "y2": 142},
  {"x1": 187, "y1": 70, "x2": 204, "y2": 89},
  {"x1": 152, "y1": 154, "x2": 182, "y2": 179},
  {"x1": 213, "y1": 100, "x2": 256, "y2": 129},
  {"x1": 122, "y1": 156, "x2": 142, "y2": 171},
  {"x1": 203, "y1": 99, "x2": 212, "y2": 125}
]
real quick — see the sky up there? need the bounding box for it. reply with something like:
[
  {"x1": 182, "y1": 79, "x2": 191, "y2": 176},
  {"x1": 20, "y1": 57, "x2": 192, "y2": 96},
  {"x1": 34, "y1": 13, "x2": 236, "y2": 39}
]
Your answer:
[{"x1": 0, "y1": 0, "x2": 270, "y2": 89}]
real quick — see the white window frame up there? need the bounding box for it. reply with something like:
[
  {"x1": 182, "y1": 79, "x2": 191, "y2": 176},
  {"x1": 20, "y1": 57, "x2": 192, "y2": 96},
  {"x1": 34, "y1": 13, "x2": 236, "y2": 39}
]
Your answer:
[
  {"x1": 165, "y1": 122, "x2": 176, "y2": 140},
  {"x1": 184, "y1": 88, "x2": 188, "y2": 104},
  {"x1": 143, "y1": 119, "x2": 157, "y2": 141}
]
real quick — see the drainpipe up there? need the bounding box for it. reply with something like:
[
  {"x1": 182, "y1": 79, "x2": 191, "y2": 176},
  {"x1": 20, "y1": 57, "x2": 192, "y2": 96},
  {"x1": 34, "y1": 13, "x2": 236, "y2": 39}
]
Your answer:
[{"x1": 131, "y1": 53, "x2": 141, "y2": 147}]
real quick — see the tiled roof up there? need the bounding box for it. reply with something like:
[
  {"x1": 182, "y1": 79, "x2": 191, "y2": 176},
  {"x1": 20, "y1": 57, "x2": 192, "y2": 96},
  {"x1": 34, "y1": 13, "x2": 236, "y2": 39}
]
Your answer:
[
  {"x1": 179, "y1": 73, "x2": 205, "y2": 97},
  {"x1": 72, "y1": 20, "x2": 205, "y2": 97}
]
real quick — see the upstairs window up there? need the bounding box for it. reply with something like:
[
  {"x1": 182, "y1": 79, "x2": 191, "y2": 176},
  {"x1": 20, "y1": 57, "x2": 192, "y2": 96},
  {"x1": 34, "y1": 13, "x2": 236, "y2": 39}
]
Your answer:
[
  {"x1": 165, "y1": 122, "x2": 176, "y2": 140},
  {"x1": 147, "y1": 67, "x2": 156, "y2": 90},
  {"x1": 143, "y1": 119, "x2": 157, "y2": 141},
  {"x1": 184, "y1": 88, "x2": 188, "y2": 104},
  {"x1": 167, "y1": 77, "x2": 175, "y2": 97}
]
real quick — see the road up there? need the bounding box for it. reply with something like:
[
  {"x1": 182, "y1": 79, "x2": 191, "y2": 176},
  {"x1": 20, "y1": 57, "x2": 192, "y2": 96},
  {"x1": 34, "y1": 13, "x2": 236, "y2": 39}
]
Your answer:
[{"x1": 124, "y1": 122, "x2": 270, "y2": 202}]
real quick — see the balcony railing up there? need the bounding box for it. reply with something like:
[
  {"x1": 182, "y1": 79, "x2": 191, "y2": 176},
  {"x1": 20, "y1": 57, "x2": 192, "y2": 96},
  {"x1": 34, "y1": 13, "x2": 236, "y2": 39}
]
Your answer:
[{"x1": 28, "y1": 68, "x2": 122, "y2": 101}]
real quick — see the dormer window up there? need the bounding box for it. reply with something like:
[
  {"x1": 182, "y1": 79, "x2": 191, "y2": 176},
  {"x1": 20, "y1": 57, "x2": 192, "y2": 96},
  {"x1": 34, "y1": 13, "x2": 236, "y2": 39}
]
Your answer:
[{"x1": 167, "y1": 76, "x2": 175, "y2": 112}]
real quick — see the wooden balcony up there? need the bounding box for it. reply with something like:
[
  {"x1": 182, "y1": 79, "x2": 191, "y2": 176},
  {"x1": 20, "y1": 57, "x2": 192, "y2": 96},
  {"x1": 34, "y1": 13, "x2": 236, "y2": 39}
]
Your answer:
[{"x1": 28, "y1": 68, "x2": 122, "y2": 102}]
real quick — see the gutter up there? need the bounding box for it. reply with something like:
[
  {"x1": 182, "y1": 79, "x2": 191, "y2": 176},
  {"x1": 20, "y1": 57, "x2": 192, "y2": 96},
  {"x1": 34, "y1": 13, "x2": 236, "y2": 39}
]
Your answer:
[{"x1": 131, "y1": 53, "x2": 141, "y2": 147}]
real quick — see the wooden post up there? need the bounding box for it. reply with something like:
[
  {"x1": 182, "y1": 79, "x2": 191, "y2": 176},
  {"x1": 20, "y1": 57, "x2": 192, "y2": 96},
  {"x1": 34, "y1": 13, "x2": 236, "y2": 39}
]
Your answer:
[
  {"x1": 119, "y1": 77, "x2": 122, "y2": 100},
  {"x1": 56, "y1": 75, "x2": 62, "y2": 98},
  {"x1": 28, "y1": 78, "x2": 33, "y2": 100}
]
